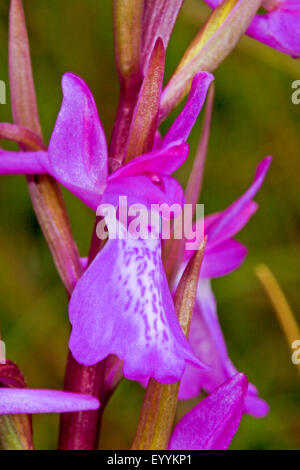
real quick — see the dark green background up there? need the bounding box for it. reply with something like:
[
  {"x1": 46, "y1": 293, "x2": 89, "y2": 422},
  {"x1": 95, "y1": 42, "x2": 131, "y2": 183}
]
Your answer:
[{"x1": 0, "y1": 0, "x2": 299, "y2": 449}]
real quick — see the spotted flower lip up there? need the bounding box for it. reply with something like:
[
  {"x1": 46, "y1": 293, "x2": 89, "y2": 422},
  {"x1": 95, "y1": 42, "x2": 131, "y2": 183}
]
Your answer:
[
  {"x1": 69, "y1": 231, "x2": 208, "y2": 384},
  {"x1": 0, "y1": 388, "x2": 99, "y2": 415},
  {"x1": 169, "y1": 373, "x2": 248, "y2": 450},
  {"x1": 203, "y1": 0, "x2": 300, "y2": 57}
]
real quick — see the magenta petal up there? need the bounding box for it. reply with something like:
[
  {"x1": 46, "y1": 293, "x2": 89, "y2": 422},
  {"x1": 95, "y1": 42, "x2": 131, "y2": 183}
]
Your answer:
[
  {"x1": 69, "y1": 238, "x2": 204, "y2": 383},
  {"x1": 204, "y1": 202, "x2": 258, "y2": 248},
  {"x1": 203, "y1": 0, "x2": 221, "y2": 6},
  {"x1": 160, "y1": 176, "x2": 186, "y2": 209},
  {"x1": 245, "y1": 388, "x2": 270, "y2": 418},
  {"x1": 247, "y1": 2, "x2": 300, "y2": 58},
  {"x1": 110, "y1": 142, "x2": 189, "y2": 178},
  {"x1": 0, "y1": 149, "x2": 48, "y2": 175},
  {"x1": 142, "y1": 0, "x2": 184, "y2": 69},
  {"x1": 201, "y1": 239, "x2": 248, "y2": 278},
  {"x1": 204, "y1": 0, "x2": 300, "y2": 58},
  {"x1": 179, "y1": 280, "x2": 233, "y2": 399},
  {"x1": 207, "y1": 157, "x2": 272, "y2": 245},
  {"x1": 186, "y1": 157, "x2": 270, "y2": 257},
  {"x1": 178, "y1": 280, "x2": 269, "y2": 418},
  {"x1": 103, "y1": 174, "x2": 185, "y2": 212},
  {"x1": 48, "y1": 72, "x2": 108, "y2": 209},
  {"x1": 0, "y1": 388, "x2": 99, "y2": 414},
  {"x1": 169, "y1": 373, "x2": 248, "y2": 450},
  {"x1": 162, "y1": 73, "x2": 214, "y2": 147}
]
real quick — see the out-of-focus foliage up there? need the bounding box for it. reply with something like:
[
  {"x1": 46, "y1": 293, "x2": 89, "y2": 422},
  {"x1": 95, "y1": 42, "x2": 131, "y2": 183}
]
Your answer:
[{"x1": 0, "y1": 0, "x2": 299, "y2": 450}]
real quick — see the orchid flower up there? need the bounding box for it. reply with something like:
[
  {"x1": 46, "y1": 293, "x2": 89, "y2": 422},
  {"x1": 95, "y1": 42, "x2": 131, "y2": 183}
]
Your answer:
[
  {"x1": 0, "y1": 70, "x2": 213, "y2": 385},
  {"x1": 203, "y1": 0, "x2": 300, "y2": 57},
  {"x1": 177, "y1": 157, "x2": 271, "y2": 418},
  {"x1": 169, "y1": 373, "x2": 248, "y2": 450},
  {"x1": 68, "y1": 73, "x2": 214, "y2": 384}
]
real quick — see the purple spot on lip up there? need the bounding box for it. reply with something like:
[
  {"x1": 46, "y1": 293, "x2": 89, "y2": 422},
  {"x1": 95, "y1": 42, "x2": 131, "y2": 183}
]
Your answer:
[
  {"x1": 134, "y1": 299, "x2": 140, "y2": 313},
  {"x1": 124, "y1": 294, "x2": 133, "y2": 311},
  {"x1": 163, "y1": 330, "x2": 169, "y2": 342}
]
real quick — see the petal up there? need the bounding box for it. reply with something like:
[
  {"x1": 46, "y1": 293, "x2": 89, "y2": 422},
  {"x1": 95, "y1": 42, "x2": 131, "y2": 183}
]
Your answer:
[
  {"x1": 0, "y1": 388, "x2": 99, "y2": 414},
  {"x1": 204, "y1": 0, "x2": 300, "y2": 58},
  {"x1": 186, "y1": 200, "x2": 257, "y2": 257},
  {"x1": 162, "y1": 73, "x2": 214, "y2": 147},
  {"x1": 185, "y1": 157, "x2": 270, "y2": 257},
  {"x1": 169, "y1": 373, "x2": 248, "y2": 450},
  {"x1": 178, "y1": 279, "x2": 269, "y2": 417},
  {"x1": 204, "y1": 201, "x2": 258, "y2": 247},
  {"x1": 200, "y1": 239, "x2": 248, "y2": 278},
  {"x1": 69, "y1": 237, "x2": 203, "y2": 384},
  {"x1": 0, "y1": 149, "x2": 48, "y2": 175},
  {"x1": 103, "y1": 174, "x2": 185, "y2": 215},
  {"x1": 245, "y1": 387, "x2": 270, "y2": 418},
  {"x1": 142, "y1": 0, "x2": 184, "y2": 69},
  {"x1": 48, "y1": 72, "x2": 108, "y2": 209},
  {"x1": 179, "y1": 279, "x2": 232, "y2": 399},
  {"x1": 203, "y1": 0, "x2": 222, "y2": 6},
  {"x1": 111, "y1": 142, "x2": 189, "y2": 178},
  {"x1": 247, "y1": 3, "x2": 300, "y2": 58},
  {"x1": 206, "y1": 157, "x2": 272, "y2": 246}
]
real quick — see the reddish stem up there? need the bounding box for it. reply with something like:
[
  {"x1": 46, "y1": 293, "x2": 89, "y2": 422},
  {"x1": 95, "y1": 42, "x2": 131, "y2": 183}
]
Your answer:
[{"x1": 59, "y1": 354, "x2": 105, "y2": 450}]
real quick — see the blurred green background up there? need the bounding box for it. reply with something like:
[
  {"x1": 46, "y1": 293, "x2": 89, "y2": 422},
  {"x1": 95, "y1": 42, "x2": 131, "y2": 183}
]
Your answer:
[{"x1": 0, "y1": 0, "x2": 299, "y2": 450}]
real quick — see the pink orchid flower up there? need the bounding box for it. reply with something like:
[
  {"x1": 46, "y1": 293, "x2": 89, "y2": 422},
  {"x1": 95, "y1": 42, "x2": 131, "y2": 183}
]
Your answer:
[
  {"x1": 69, "y1": 73, "x2": 214, "y2": 384},
  {"x1": 0, "y1": 71, "x2": 214, "y2": 385},
  {"x1": 178, "y1": 157, "x2": 271, "y2": 418},
  {"x1": 0, "y1": 388, "x2": 99, "y2": 414},
  {"x1": 169, "y1": 373, "x2": 248, "y2": 450},
  {"x1": 204, "y1": 0, "x2": 300, "y2": 57}
]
